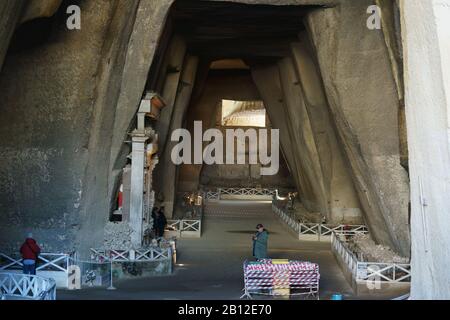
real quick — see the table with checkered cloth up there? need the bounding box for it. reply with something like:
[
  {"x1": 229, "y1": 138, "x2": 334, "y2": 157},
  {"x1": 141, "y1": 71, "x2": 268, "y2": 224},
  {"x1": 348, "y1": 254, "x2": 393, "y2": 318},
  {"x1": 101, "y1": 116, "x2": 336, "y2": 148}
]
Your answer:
[{"x1": 241, "y1": 259, "x2": 320, "y2": 298}]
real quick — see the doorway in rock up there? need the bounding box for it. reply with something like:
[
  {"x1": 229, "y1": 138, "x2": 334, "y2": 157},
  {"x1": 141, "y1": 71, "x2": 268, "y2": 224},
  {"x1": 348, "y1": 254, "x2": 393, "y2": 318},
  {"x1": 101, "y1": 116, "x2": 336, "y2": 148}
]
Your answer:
[{"x1": 177, "y1": 63, "x2": 296, "y2": 198}]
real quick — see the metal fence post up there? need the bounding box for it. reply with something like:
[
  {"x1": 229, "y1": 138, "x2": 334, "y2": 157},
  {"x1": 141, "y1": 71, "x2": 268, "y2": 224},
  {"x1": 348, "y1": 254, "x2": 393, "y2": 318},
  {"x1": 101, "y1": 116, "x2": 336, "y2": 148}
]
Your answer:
[
  {"x1": 179, "y1": 220, "x2": 184, "y2": 238},
  {"x1": 107, "y1": 252, "x2": 116, "y2": 290}
]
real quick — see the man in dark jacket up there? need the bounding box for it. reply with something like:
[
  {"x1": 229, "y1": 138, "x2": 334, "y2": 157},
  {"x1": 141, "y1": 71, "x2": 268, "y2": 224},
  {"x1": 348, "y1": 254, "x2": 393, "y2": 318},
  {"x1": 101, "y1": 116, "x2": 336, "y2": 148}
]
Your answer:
[
  {"x1": 252, "y1": 224, "x2": 269, "y2": 259},
  {"x1": 155, "y1": 207, "x2": 167, "y2": 238},
  {"x1": 20, "y1": 233, "x2": 41, "y2": 275}
]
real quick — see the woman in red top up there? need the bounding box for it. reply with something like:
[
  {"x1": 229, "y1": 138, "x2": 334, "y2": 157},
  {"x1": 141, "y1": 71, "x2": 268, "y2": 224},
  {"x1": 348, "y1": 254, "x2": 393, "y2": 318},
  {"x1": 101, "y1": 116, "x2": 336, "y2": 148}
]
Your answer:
[{"x1": 20, "y1": 233, "x2": 41, "y2": 275}]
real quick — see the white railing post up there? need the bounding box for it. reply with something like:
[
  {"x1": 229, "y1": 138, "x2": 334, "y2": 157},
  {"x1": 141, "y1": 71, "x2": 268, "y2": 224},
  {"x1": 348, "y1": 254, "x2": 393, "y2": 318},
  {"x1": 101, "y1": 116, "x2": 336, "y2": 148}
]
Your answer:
[{"x1": 180, "y1": 220, "x2": 184, "y2": 236}]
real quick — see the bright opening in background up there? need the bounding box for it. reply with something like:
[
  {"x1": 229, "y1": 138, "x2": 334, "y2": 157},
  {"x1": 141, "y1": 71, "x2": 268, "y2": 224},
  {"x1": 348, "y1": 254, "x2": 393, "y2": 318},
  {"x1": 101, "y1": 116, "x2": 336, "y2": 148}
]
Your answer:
[{"x1": 221, "y1": 100, "x2": 266, "y2": 127}]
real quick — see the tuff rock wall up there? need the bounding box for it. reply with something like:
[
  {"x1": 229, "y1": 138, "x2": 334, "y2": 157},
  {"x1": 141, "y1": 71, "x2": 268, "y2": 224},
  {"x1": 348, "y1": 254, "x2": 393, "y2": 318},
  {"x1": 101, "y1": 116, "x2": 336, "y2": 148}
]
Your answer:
[{"x1": 0, "y1": 0, "x2": 410, "y2": 260}]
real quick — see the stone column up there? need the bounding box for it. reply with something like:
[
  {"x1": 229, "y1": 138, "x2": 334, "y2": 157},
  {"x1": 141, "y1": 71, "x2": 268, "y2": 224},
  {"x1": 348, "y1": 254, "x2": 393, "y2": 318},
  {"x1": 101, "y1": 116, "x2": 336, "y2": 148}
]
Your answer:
[
  {"x1": 401, "y1": 0, "x2": 450, "y2": 299},
  {"x1": 129, "y1": 133, "x2": 149, "y2": 248},
  {"x1": 122, "y1": 165, "x2": 131, "y2": 222},
  {"x1": 160, "y1": 55, "x2": 199, "y2": 218}
]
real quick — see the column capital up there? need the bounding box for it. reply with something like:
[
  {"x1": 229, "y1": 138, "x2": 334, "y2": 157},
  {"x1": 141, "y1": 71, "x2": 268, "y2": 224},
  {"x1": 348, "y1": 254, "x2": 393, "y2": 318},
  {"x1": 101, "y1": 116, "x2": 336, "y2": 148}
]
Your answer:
[{"x1": 130, "y1": 130, "x2": 150, "y2": 143}]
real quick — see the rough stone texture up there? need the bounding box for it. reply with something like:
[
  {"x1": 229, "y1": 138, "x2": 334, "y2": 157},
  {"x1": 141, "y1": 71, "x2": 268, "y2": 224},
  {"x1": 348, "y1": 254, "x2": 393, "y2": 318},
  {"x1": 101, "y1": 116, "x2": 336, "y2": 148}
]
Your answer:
[
  {"x1": 199, "y1": 128, "x2": 294, "y2": 189},
  {"x1": 103, "y1": 222, "x2": 133, "y2": 250},
  {"x1": 377, "y1": 0, "x2": 403, "y2": 102},
  {"x1": 20, "y1": 0, "x2": 62, "y2": 24},
  {"x1": 251, "y1": 65, "x2": 304, "y2": 199},
  {"x1": 401, "y1": 0, "x2": 450, "y2": 299},
  {"x1": 291, "y1": 37, "x2": 362, "y2": 224},
  {"x1": 348, "y1": 234, "x2": 409, "y2": 264},
  {"x1": 0, "y1": 0, "x2": 175, "y2": 255},
  {"x1": 306, "y1": 0, "x2": 410, "y2": 256},
  {"x1": 376, "y1": 0, "x2": 409, "y2": 169},
  {"x1": 79, "y1": 0, "x2": 175, "y2": 255},
  {"x1": 278, "y1": 57, "x2": 327, "y2": 213},
  {"x1": 155, "y1": 35, "x2": 187, "y2": 153},
  {"x1": 252, "y1": 61, "x2": 362, "y2": 224},
  {"x1": 0, "y1": 0, "x2": 410, "y2": 262},
  {"x1": 180, "y1": 68, "x2": 260, "y2": 192},
  {"x1": 0, "y1": 0, "x2": 26, "y2": 71},
  {"x1": 0, "y1": 0, "x2": 120, "y2": 253},
  {"x1": 158, "y1": 55, "x2": 199, "y2": 218}
]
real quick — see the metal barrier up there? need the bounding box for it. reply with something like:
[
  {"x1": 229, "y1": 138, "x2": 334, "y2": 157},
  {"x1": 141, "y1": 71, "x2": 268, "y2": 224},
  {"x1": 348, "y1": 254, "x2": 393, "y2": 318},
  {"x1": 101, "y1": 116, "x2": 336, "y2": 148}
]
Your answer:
[
  {"x1": 204, "y1": 188, "x2": 277, "y2": 201},
  {"x1": 0, "y1": 272, "x2": 56, "y2": 300},
  {"x1": 166, "y1": 219, "x2": 201, "y2": 238},
  {"x1": 90, "y1": 247, "x2": 172, "y2": 262},
  {"x1": 0, "y1": 252, "x2": 72, "y2": 272},
  {"x1": 204, "y1": 191, "x2": 219, "y2": 201},
  {"x1": 331, "y1": 233, "x2": 411, "y2": 283},
  {"x1": 0, "y1": 252, "x2": 74, "y2": 288},
  {"x1": 219, "y1": 188, "x2": 277, "y2": 196},
  {"x1": 65, "y1": 245, "x2": 175, "y2": 288},
  {"x1": 331, "y1": 232, "x2": 359, "y2": 277},
  {"x1": 357, "y1": 262, "x2": 411, "y2": 283},
  {"x1": 272, "y1": 203, "x2": 368, "y2": 241},
  {"x1": 241, "y1": 260, "x2": 320, "y2": 299}
]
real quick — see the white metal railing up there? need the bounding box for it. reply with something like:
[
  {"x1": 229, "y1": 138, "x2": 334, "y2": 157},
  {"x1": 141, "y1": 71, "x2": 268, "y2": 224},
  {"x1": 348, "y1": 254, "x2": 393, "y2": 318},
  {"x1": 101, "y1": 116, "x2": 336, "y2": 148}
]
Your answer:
[
  {"x1": 331, "y1": 232, "x2": 359, "y2": 277},
  {"x1": 167, "y1": 220, "x2": 181, "y2": 231},
  {"x1": 89, "y1": 247, "x2": 172, "y2": 263},
  {"x1": 166, "y1": 219, "x2": 201, "y2": 238},
  {"x1": 204, "y1": 188, "x2": 277, "y2": 200},
  {"x1": 356, "y1": 262, "x2": 411, "y2": 283},
  {"x1": 272, "y1": 203, "x2": 368, "y2": 240},
  {"x1": 204, "y1": 191, "x2": 219, "y2": 200},
  {"x1": 0, "y1": 252, "x2": 75, "y2": 289},
  {"x1": 321, "y1": 224, "x2": 368, "y2": 236},
  {"x1": 0, "y1": 272, "x2": 56, "y2": 300},
  {"x1": 167, "y1": 219, "x2": 201, "y2": 232},
  {"x1": 219, "y1": 188, "x2": 277, "y2": 196},
  {"x1": 0, "y1": 252, "x2": 73, "y2": 272},
  {"x1": 331, "y1": 233, "x2": 411, "y2": 283}
]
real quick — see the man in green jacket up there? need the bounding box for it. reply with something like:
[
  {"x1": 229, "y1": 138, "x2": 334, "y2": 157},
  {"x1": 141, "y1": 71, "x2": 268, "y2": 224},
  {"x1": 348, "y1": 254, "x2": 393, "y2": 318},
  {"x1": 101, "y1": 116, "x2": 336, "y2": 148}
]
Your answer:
[{"x1": 252, "y1": 224, "x2": 269, "y2": 259}]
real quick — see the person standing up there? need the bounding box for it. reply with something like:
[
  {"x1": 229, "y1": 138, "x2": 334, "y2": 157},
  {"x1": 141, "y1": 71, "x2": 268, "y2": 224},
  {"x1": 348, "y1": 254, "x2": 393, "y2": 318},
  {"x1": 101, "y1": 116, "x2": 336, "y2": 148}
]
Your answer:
[
  {"x1": 156, "y1": 207, "x2": 167, "y2": 238},
  {"x1": 20, "y1": 233, "x2": 41, "y2": 275},
  {"x1": 151, "y1": 207, "x2": 159, "y2": 234},
  {"x1": 252, "y1": 224, "x2": 269, "y2": 260}
]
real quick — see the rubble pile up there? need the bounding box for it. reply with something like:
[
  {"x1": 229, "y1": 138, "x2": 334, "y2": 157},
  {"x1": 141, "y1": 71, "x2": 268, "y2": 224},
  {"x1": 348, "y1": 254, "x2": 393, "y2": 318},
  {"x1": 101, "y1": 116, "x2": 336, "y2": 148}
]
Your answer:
[
  {"x1": 290, "y1": 200, "x2": 322, "y2": 223},
  {"x1": 103, "y1": 222, "x2": 133, "y2": 250},
  {"x1": 348, "y1": 233, "x2": 409, "y2": 264}
]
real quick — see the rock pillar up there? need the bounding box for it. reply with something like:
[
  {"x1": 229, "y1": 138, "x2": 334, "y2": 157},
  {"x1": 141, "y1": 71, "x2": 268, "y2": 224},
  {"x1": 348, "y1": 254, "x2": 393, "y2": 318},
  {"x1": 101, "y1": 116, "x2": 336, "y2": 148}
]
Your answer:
[{"x1": 401, "y1": 0, "x2": 450, "y2": 299}]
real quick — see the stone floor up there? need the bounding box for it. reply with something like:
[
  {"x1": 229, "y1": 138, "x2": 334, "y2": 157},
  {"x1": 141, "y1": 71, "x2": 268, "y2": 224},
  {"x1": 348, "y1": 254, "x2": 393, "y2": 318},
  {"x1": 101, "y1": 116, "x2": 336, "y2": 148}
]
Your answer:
[{"x1": 58, "y1": 201, "x2": 359, "y2": 300}]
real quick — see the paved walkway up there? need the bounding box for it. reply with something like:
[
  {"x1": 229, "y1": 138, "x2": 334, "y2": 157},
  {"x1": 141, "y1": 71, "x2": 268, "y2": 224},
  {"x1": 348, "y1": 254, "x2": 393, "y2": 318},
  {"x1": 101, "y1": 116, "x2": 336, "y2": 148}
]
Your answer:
[{"x1": 58, "y1": 201, "x2": 354, "y2": 300}]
